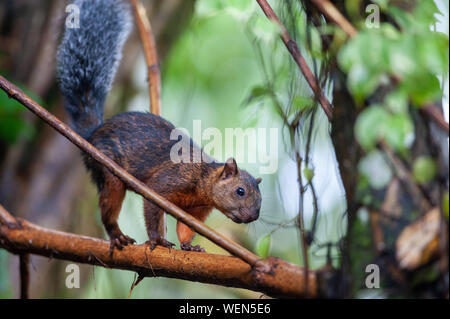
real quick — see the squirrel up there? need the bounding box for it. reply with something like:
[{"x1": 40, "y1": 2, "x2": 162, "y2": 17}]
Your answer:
[{"x1": 57, "y1": 0, "x2": 262, "y2": 253}]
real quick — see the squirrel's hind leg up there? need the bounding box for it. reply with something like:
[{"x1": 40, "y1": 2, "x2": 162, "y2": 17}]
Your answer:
[
  {"x1": 144, "y1": 199, "x2": 175, "y2": 250},
  {"x1": 99, "y1": 172, "x2": 136, "y2": 255}
]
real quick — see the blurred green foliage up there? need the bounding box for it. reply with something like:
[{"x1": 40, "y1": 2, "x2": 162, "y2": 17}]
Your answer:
[
  {"x1": 1, "y1": 0, "x2": 447, "y2": 299},
  {"x1": 342, "y1": 0, "x2": 449, "y2": 298},
  {"x1": 0, "y1": 250, "x2": 12, "y2": 298},
  {"x1": 413, "y1": 156, "x2": 437, "y2": 184},
  {"x1": 340, "y1": 1, "x2": 449, "y2": 188},
  {"x1": 255, "y1": 234, "x2": 272, "y2": 258},
  {"x1": 0, "y1": 77, "x2": 37, "y2": 144}
]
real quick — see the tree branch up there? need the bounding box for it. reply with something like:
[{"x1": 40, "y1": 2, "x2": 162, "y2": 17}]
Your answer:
[
  {"x1": 129, "y1": 0, "x2": 162, "y2": 116},
  {"x1": 0, "y1": 75, "x2": 261, "y2": 268},
  {"x1": 295, "y1": 152, "x2": 310, "y2": 297},
  {"x1": 256, "y1": 0, "x2": 333, "y2": 120},
  {"x1": 310, "y1": 0, "x2": 358, "y2": 38},
  {"x1": 422, "y1": 102, "x2": 449, "y2": 134},
  {"x1": 128, "y1": 0, "x2": 165, "y2": 241},
  {"x1": 19, "y1": 253, "x2": 30, "y2": 299},
  {"x1": 0, "y1": 204, "x2": 318, "y2": 298}
]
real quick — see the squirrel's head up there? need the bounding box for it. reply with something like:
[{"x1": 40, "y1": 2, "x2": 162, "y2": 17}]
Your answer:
[{"x1": 210, "y1": 158, "x2": 262, "y2": 224}]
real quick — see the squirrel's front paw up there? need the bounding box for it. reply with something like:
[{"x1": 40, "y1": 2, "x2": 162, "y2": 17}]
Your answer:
[
  {"x1": 180, "y1": 242, "x2": 205, "y2": 252},
  {"x1": 145, "y1": 237, "x2": 175, "y2": 251},
  {"x1": 108, "y1": 233, "x2": 136, "y2": 255}
]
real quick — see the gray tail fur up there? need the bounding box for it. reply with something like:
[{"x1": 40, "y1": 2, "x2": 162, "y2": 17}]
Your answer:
[{"x1": 57, "y1": 0, "x2": 132, "y2": 139}]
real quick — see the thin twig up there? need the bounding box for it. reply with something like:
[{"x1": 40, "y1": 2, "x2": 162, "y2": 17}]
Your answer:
[
  {"x1": 304, "y1": 108, "x2": 320, "y2": 242},
  {"x1": 0, "y1": 75, "x2": 261, "y2": 268},
  {"x1": 310, "y1": 0, "x2": 358, "y2": 38},
  {"x1": 0, "y1": 204, "x2": 19, "y2": 227},
  {"x1": 128, "y1": 273, "x2": 145, "y2": 298},
  {"x1": 309, "y1": 182, "x2": 320, "y2": 240},
  {"x1": 295, "y1": 151, "x2": 310, "y2": 297},
  {"x1": 422, "y1": 103, "x2": 449, "y2": 133},
  {"x1": 128, "y1": 0, "x2": 165, "y2": 238},
  {"x1": 19, "y1": 254, "x2": 30, "y2": 299},
  {"x1": 256, "y1": 0, "x2": 333, "y2": 120},
  {"x1": 129, "y1": 0, "x2": 161, "y2": 115}
]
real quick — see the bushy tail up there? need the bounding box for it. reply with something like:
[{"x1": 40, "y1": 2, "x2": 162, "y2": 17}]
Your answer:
[{"x1": 57, "y1": 0, "x2": 132, "y2": 139}]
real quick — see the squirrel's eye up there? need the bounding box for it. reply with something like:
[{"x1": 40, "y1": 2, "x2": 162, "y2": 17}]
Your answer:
[{"x1": 236, "y1": 187, "x2": 245, "y2": 197}]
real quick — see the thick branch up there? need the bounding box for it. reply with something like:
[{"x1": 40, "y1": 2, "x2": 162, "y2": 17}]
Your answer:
[
  {"x1": 0, "y1": 75, "x2": 261, "y2": 268},
  {"x1": 256, "y1": 0, "x2": 333, "y2": 120},
  {"x1": 129, "y1": 0, "x2": 162, "y2": 116},
  {"x1": 0, "y1": 205, "x2": 318, "y2": 298}
]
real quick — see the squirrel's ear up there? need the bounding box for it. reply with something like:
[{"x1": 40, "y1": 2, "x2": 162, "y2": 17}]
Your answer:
[
  {"x1": 256, "y1": 177, "x2": 262, "y2": 184},
  {"x1": 220, "y1": 157, "x2": 238, "y2": 179}
]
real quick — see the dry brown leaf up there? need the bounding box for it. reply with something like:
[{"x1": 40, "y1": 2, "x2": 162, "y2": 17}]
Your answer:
[{"x1": 396, "y1": 208, "x2": 441, "y2": 270}]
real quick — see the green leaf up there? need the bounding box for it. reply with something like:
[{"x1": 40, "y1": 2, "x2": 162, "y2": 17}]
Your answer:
[
  {"x1": 303, "y1": 167, "x2": 314, "y2": 182},
  {"x1": 389, "y1": 1, "x2": 441, "y2": 31},
  {"x1": 355, "y1": 105, "x2": 389, "y2": 150},
  {"x1": 413, "y1": 156, "x2": 437, "y2": 184},
  {"x1": 355, "y1": 104, "x2": 414, "y2": 152},
  {"x1": 417, "y1": 32, "x2": 449, "y2": 75},
  {"x1": 385, "y1": 89, "x2": 408, "y2": 114},
  {"x1": 255, "y1": 234, "x2": 272, "y2": 258},
  {"x1": 400, "y1": 72, "x2": 442, "y2": 106},
  {"x1": 383, "y1": 112, "x2": 414, "y2": 151},
  {"x1": 339, "y1": 27, "x2": 392, "y2": 73},
  {"x1": 337, "y1": 37, "x2": 358, "y2": 72},
  {"x1": 413, "y1": 1, "x2": 440, "y2": 27},
  {"x1": 347, "y1": 64, "x2": 382, "y2": 103},
  {"x1": 290, "y1": 96, "x2": 314, "y2": 114},
  {"x1": 308, "y1": 26, "x2": 323, "y2": 58},
  {"x1": 243, "y1": 86, "x2": 271, "y2": 105},
  {"x1": 0, "y1": 89, "x2": 35, "y2": 144},
  {"x1": 387, "y1": 34, "x2": 419, "y2": 77}
]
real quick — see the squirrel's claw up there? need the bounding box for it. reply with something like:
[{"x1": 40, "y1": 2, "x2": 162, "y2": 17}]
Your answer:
[
  {"x1": 108, "y1": 234, "x2": 136, "y2": 256},
  {"x1": 145, "y1": 237, "x2": 175, "y2": 251},
  {"x1": 180, "y1": 242, "x2": 205, "y2": 252},
  {"x1": 109, "y1": 239, "x2": 121, "y2": 256}
]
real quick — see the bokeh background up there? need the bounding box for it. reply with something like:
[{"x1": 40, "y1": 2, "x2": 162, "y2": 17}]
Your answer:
[{"x1": 0, "y1": 0, "x2": 448, "y2": 298}]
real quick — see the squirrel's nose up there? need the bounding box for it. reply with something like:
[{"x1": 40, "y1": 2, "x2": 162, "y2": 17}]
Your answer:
[{"x1": 247, "y1": 209, "x2": 260, "y2": 223}]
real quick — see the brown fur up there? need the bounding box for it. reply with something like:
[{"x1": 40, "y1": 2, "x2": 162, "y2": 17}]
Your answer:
[{"x1": 83, "y1": 112, "x2": 262, "y2": 252}]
